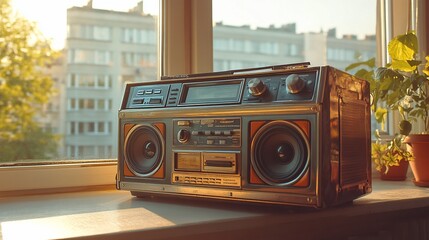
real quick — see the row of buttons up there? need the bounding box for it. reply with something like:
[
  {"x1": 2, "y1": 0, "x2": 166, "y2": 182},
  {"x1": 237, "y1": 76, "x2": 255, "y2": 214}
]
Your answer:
[
  {"x1": 175, "y1": 176, "x2": 222, "y2": 185},
  {"x1": 137, "y1": 89, "x2": 162, "y2": 95},
  {"x1": 191, "y1": 130, "x2": 234, "y2": 136},
  {"x1": 132, "y1": 97, "x2": 163, "y2": 105},
  {"x1": 202, "y1": 138, "x2": 239, "y2": 145},
  {"x1": 167, "y1": 87, "x2": 180, "y2": 105}
]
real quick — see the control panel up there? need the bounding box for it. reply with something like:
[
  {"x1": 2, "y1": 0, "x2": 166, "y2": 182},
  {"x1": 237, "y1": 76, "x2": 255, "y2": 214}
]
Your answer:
[
  {"x1": 126, "y1": 84, "x2": 170, "y2": 108},
  {"x1": 173, "y1": 118, "x2": 241, "y2": 147},
  {"x1": 242, "y1": 71, "x2": 317, "y2": 103},
  {"x1": 124, "y1": 67, "x2": 319, "y2": 109}
]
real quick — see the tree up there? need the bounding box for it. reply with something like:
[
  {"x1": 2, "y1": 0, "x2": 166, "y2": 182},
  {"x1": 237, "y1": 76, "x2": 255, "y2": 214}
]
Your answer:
[{"x1": 0, "y1": 0, "x2": 59, "y2": 162}]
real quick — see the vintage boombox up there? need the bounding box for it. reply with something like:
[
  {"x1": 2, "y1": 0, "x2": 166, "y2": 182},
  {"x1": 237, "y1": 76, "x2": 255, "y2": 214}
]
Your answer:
[{"x1": 116, "y1": 63, "x2": 372, "y2": 208}]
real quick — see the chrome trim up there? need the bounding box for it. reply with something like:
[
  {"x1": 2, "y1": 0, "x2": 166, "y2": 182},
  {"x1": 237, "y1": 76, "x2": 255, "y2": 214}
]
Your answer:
[
  {"x1": 121, "y1": 181, "x2": 318, "y2": 207},
  {"x1": 120, "y1": 103, "x2": 320, "y2": 119}
]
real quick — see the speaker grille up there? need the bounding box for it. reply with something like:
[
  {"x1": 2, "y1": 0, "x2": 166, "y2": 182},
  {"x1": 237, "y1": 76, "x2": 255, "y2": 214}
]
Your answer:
[
  {"x1": 124, "y1": 124, "x2": 165, "y2": 177},
  {"x1": 340, "y1": 99, "x2": 369, "y2": 187},
  {"x1": 251, "y1": 120, "x2": 310, "y2": 186}
]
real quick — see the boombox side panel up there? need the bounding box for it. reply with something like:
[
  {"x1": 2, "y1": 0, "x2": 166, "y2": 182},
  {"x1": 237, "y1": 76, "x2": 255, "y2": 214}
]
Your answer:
[{"x1": 321, "y1": 67, "x2": 372, "y2": 207}]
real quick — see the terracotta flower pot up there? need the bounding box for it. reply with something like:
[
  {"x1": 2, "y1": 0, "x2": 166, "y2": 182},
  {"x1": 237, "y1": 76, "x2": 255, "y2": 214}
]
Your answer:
[
  {"x1": 380, "y1": 160, "x2": 409, "y2": 181},
  {"x1": 403, "y1": 134, "x2": 429, "y2": 187}
]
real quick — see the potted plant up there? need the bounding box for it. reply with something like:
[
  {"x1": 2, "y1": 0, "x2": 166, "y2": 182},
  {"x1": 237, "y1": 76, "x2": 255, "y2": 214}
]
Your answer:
[
  {"x1": 348, "y1": 31, "x2": 429, "y2": 186},
  {"x1": 371, "y1": 131, "x2": 413, "y2": 181}
]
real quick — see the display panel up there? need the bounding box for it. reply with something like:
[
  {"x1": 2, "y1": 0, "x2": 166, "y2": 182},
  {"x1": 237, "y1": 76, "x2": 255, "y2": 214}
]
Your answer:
[{"x1": 182, "y1": 80, "x2": 243, "y2": 105}]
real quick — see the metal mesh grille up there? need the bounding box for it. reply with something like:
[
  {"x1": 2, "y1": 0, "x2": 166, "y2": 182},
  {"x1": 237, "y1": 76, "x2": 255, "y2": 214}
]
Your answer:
[{"x1": 339, "y1": 99, "x2": 369, "y2": 187}]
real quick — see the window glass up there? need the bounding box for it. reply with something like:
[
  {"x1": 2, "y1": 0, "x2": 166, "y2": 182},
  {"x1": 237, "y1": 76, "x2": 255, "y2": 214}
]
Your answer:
[
  {"x1": 213, "y1": 0, "x2": 379, "y2": 136},
  {"x1": 212, "y1": 0, "x2": 376, "y2": 72},
  {"x1": 2, "y1": 0, "x2": 159, "y2": 163}
]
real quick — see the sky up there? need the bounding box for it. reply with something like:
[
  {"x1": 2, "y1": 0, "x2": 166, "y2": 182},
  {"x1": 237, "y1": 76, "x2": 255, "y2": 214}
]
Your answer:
[{"x1": 11, "y1": 0, "x2": 376, "y2": 50}]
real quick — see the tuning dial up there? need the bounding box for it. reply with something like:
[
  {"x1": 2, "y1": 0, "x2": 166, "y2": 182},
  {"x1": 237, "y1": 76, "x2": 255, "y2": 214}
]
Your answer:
[
  {"x1": 177, "y1": 129, "x2": 190, "y2": 143},
  {"x1": 248, "y1": 78, "x2": 267, "y2": 97},
  {"x1": 286, "y1": 74, "x2": 306, "y2": 94}
]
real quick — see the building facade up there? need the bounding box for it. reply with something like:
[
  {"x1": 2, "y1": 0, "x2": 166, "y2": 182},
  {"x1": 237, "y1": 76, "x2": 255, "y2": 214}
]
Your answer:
[{"x1": 64, "y1": 4, "x2": 157, "y2": 159}]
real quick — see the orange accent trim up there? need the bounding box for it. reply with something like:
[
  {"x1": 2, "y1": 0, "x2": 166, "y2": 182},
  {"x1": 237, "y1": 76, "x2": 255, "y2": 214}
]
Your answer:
[
  {"x1": 124, "y1": 124, "x2": 136, "y2": 137},
  {"x1": 124, "y1": 161, "x2": 135, "y2": 177},
  {"x1": 250, "y1": 121, "x2": 266, "y2": 138},
  {"x1": 249, "y1": 121, "x2": 266, "y2": 185},
  {"x1": 123, "y1": 124, "x2": 137, "y2": 177},
  {"x1": 293, "y1": 169, "x2": 310, "y2": 187},
  {"x1": 292, "y1": 120, "x2": 310, "y2": 139},
  {"x1": 249, "y1": 164, "x2": 265, "y2": 185},
  {"x1": 151, "y1": 123, "x2": 166, "y2": 179},
  {"x1": 153, "y1": 122, "x2": 165, "y2": 137},
  {"x1": 151, "y1": 162, "x2": 165, "y2": 179}
]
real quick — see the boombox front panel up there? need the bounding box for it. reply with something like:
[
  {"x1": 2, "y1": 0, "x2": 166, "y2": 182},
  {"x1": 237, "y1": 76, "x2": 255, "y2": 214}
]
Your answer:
[{"x1": 117, "y1": 65, "x2": 371, "y2": 208}]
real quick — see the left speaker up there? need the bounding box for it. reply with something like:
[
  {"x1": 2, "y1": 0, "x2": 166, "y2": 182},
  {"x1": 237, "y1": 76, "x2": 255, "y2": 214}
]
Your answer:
[{"x1": 123, "y1": 123, "x2": 165, "y2": 178}]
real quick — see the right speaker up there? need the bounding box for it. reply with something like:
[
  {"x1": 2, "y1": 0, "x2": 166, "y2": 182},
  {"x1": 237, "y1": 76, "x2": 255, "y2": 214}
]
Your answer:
[{"x1": 250, "y1": 120, "x2": 310, "y2": 187}]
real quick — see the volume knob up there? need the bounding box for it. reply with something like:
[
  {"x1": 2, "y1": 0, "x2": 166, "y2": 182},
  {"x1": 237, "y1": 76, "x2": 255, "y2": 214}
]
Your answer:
[
  {"x1": 248, "y1": 78, "x2": 267, "y2": 96},
  {"x1": 286, "y1": 74, "x2": 306, "y2": 94},
  {"x1": 177, "y1": 129, "x2": 190, "y2": 143}
]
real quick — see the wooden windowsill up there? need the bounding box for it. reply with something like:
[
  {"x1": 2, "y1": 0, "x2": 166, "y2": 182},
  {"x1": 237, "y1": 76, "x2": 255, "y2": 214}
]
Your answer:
[{"x1": 0, "y1": 179, "x2": 428, "y2": 240}]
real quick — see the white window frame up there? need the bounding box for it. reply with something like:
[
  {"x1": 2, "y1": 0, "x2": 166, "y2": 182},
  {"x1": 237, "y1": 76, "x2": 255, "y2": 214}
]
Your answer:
[{"x1": 0, "y1": 0, "x2": 425, "y2": 195}]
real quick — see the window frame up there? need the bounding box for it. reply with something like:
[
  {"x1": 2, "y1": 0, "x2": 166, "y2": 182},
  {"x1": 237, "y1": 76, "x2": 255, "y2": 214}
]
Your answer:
[{"x1": 0, "y1": 0, "x2": 426, "y2": 195}]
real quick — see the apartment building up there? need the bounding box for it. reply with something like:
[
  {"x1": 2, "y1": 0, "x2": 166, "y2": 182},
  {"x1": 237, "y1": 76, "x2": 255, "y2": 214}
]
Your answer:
[{"x1": 64, "y1": 3, "x2": 157, "y2": 159}]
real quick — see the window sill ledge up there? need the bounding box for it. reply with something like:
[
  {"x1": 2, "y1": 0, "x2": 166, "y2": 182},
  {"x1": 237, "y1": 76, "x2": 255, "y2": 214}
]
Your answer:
[
  {"x1": 0, "y1": 161, "x2": 117, "y2": 195},
  {"x1": 1, "y1": 179, "x2": 428, "y2": 240}
]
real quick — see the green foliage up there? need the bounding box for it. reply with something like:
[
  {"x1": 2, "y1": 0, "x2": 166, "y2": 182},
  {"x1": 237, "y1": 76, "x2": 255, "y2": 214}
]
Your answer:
[
  {"x1": 371, "y1": 140, "x2": 413, "y2": 174},
  {"x1": 0, "y1": 0, "x2": 59, "y2": 162},
  {"x1": 378, "y1": 31, "x2": 429, "y2": 134},
  {"x1": 347, "y1": 31, "x2": 429, "y2": 135},
  {"x1": 346, "y1": 32, "x2": 429, "y2": 172}
]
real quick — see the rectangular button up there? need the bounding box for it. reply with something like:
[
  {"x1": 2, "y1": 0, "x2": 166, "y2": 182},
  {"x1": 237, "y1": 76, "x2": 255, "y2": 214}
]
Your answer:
[
  {"x1": 132, "y1": 99, "x2": 144, "y2": 104},
  {"x1": 137, "y1": 90, "x2": 145, "y2": 95},
  {"x1": 223, "y1": 130, "x2": 232, "y2": 136},
  {"x1": 177, "y1": 120, "x2": 190, "y2": 126},
  {"x1": 154, "y1": 89, "x2": 162, "y2": 94},
  {"x1": 149, "y1": 98, "x2": 162, "y2": 104}
]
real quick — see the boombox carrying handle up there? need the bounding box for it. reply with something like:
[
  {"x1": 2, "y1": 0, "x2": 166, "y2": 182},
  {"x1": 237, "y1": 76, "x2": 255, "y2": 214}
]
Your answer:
[{"x1": 161, "y1": 62, "x2": 311, "y2": 80}]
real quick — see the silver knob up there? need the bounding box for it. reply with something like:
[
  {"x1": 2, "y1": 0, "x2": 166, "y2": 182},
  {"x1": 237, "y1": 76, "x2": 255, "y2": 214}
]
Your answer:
[
  {"x1": 286, "y1": 74, "x2": 306, "y2": 94},
  {"x1": 248, "y1": 78, "x2": 267, "y2": 96},
  {"x1": 177, "y1": 129, "x2": 190, "y2": 143}
]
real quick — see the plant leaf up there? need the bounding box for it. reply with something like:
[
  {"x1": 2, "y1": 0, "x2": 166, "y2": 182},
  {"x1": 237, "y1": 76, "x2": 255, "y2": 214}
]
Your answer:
[
  {"x1": 388, "y1": 32, "x2": 418, "y2": 61},
  {"x1": 376, "y1": 67, "x2": 404, "y2": 82},
  {"x1": 391, "y1": 59, "x2": 420, "y2": 72},
  {"x1": 424, "y1": 56, "x2": 429, "y2": 76},
  {"x1": 345, "y1": 57, "x2": 375, "y2": 71},
  {"x1": 374, "y1": 108, "x2": 388, "y2": 124}
]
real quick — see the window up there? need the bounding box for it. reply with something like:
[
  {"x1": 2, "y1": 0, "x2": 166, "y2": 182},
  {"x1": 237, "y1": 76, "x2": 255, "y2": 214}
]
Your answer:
[
  {"x1": 1, "y1": 0, "x2": 426, "y2": 194},
  {"x1": 122, "y1": 28, "x2": 157, "y2": 44},
  {"x1": 1, "y1": 0, "x2": 160, "y2": 165},
  {"x1": 68, "y1": 24, "x2": 111, "y2": 41}
]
